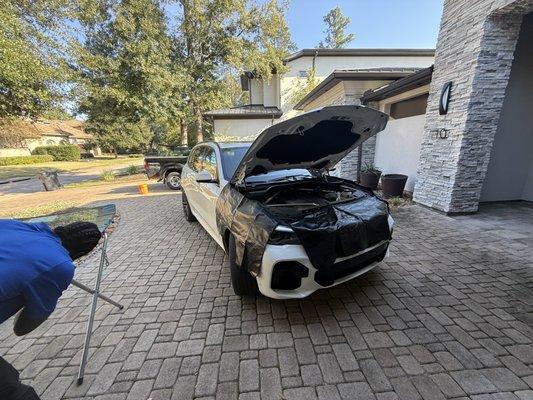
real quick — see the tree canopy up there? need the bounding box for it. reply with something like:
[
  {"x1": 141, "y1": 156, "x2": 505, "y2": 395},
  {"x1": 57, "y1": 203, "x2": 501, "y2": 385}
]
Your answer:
[
  {"x1": 0, "y1": 0, "x2": 294, "y2": 152},
  {"x1": 75, "y1": 0, "x2": 182, "y2": 154},
  {"x1": 319, "y1": 6, "x2": 355, "y2": 49},
  {"x1": 0, "y1": 0, "x2": 72, "y2": 119},
  {"x1": 172, "y1": 0, "x2": 294, "y2": 143}
]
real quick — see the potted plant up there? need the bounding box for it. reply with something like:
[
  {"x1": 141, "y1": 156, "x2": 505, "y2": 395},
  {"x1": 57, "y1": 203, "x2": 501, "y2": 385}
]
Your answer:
[
  {"x1": 381, "y1": 174, "x2": 408, "y2": 198},
  {"x1": 360, "y1": 163, "x2": 382, "y2": 190}
]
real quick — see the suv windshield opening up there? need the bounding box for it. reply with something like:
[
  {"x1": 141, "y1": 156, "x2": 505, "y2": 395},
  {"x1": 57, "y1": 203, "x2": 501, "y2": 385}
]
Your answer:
[{"x1": 220, "y1": 147, "x2": 249, "y2": 180}]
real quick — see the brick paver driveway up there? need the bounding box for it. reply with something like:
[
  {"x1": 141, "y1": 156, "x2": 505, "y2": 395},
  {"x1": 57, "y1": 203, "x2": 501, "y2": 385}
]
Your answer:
[{"x1": 1, "y1": 194, "x2": 532, "y2": 400}]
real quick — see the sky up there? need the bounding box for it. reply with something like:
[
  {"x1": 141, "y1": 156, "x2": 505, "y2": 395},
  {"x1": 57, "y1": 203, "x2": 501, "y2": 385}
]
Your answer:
[{"x1": 285, "y1": 0, "x2": 444, "y2": 50}]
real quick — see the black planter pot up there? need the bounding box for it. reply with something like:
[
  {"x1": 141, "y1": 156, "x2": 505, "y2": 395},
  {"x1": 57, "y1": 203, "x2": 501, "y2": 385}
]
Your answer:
[
  {"x1": 360, "y1": 171, "x2": 381, "y2": 190},
  {"x1": 381, "y1": 174, "x2": 408, "y2": 198}
]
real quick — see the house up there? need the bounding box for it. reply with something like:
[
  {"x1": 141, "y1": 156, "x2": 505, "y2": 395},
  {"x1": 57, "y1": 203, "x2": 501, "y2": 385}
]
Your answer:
[
  {"x1": 29, "y1": 119, "x2": 93, "y2": 149},
  {"x1": 295, "y1": 0, "x2": 533, "y2": 214},
  {"x1": 203, "y1": 48, "x2": 435, "y2": 142},
  {"x1": 0, "y1": 119, "x2": 95, "y2": 157},
  {"x1": 292, "y1": 66, "x2": 429, "y2": 179},
  {"x1": 359, "y1": 66, "x2": 434, "y2": 193}
]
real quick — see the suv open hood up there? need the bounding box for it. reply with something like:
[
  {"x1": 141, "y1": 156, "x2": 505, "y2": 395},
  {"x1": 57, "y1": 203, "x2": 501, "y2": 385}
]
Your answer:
[{"x1": 230, "y1": 105, "x2": 388, "y2": 184}]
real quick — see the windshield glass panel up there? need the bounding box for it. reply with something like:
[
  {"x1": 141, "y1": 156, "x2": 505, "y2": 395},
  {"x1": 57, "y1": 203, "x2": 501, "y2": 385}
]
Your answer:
[{"x1": 221, "y1": 147, "x2": 249, "y2": 180}]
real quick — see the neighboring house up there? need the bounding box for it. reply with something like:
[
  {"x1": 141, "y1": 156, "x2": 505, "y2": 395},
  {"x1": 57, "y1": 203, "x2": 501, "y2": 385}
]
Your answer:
[
  {"x1": 28, "y1": 119, "x2": 93, "y2": 149},
  {"x1": 0, "y1": 119, "x2": 96, "y2": 157},
  {"x1": 204, "y1": 48, "x2": 435, "y2": 141}
]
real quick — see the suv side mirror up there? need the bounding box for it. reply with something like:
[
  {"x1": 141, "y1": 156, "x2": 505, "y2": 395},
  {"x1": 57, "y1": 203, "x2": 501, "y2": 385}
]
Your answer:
[{"x1": 195, "y1": 170, "x2": 217, "y2": 183}]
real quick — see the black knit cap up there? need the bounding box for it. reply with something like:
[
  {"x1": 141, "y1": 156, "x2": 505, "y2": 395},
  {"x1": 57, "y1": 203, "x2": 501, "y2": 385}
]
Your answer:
[{"x1": 53, "y1": 221, "x2": 102, "y2": 260}]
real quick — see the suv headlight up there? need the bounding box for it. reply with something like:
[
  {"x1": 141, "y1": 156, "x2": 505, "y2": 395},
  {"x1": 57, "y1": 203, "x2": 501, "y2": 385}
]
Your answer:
[{"x1": 268, "y1": 225, "x2": 300, "y2": 245}]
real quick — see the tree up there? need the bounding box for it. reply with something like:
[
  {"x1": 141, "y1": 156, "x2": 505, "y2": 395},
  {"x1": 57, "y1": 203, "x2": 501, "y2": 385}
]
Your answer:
[
  {"x1": 0, "y1": 1, "x2": 73, "y2": 119},
  {"x1": 318, "y1": 6, "x2": 354, "y2": 49},
  {"x1": 287, "y1": 67, "x2": 319, "y2": 107},
  {"x1": 171, "y1": 0, "x2": 294, "y2": 143},
  {"x1": 81, "y1": 139, "x2": 97, "y2": 152},
  {"x1": 75, "y1": 0, "x2": 185, "y2": 155}
]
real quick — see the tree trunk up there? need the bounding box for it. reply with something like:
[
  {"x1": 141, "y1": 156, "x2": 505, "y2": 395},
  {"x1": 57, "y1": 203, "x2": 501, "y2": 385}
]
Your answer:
[
  {"x1": 195, "y1": 106, "x2": 203, "y2": 143},
  {"x1": 114, "y1": 148, "x2": 118, "y2": 159},
  {"x1": 180, "y1": 119, "x2": 188, "y2": 146}
]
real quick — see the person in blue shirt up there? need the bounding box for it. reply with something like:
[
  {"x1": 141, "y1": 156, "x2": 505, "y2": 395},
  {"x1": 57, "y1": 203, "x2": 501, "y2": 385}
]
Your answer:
[{"x1": 0, "y1": 220, "x2": 101, "y2": 400}]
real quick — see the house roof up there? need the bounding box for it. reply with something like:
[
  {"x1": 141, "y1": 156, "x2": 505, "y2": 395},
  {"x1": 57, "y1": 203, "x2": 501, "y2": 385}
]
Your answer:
[
  {"x1": 360, "y1": 65, "x2": 434, "y2": 103},
  {"x1": 294, "y1": 67, "x2": 424, "y2": 110},
  {"x1": 203, "y1": 105, "x2": 282, "y2": 120},
  {"x1": 284, "y1": 48, "x2": 435, "y2": 63},
  {"x1": 33, "y1": 119, "x2": 91, "y2": 139}
]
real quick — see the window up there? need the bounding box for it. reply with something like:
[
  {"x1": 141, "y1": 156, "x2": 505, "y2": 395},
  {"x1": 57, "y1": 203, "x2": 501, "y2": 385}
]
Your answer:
[
  {"x1": 389, "y1": 94, "x2": 429, "y2": 119},
  {"x1": 188, "y1": 147, "x2": 202, "y2": 172},
  {"x1": 200, "y1": 147, "x2": 218, "y2": 180},
  {"x1": 220, "y1": 147, "x2": 249, "y2": 180}
]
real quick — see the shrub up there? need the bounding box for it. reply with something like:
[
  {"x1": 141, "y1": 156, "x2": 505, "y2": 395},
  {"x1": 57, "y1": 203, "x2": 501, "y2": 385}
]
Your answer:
[
  {"x1": 100, "y1": 169, "x2": 115, "y2": 181},
  {"x1": 361, "y1": 162, "x2": 381, "y2": 175},
  {"x1": 126, "y1": 165, "x2": 139, "y2": 175},
  {"x1": 0, "y1": 155, "x2": 54, "y2": 166},
  {"x1": 33, "y1": 145, "x2": 81, "y2": 161},
  {"x1": 127, "y1": 153, "x2": 143, "y2": 158},
  {"x1": 388, "y1": 197, "x2": 404, "y2": 207},
  {"x1": 81, "y1": 152, "x2": 95, "y2": 159}
]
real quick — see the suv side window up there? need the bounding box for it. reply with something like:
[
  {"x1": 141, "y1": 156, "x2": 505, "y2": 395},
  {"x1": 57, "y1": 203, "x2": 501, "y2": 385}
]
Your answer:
[
  {"x1": 188, "y1": 147, "x2": 202, "y2": 172},
  {"x1": 200, "y1": 147, "x2": 218, "y2": 180}
]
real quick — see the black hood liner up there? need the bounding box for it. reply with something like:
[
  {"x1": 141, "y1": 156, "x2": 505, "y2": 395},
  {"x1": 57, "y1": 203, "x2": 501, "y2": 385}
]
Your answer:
[
  {"x1": 231, "y1": 105, "x2": 388, "y2": 184},
  {"x1": 254, "y1": 120, "x2": 357, "y2": 173},
  {"x1": 216, "y1": 178, "x2": 391, "y2": 278}
]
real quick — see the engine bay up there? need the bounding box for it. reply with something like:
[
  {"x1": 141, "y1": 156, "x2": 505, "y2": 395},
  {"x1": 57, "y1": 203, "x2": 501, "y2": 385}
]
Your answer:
[{"x1": 244, "y1": 179, "x2": 370, "y2": 217}]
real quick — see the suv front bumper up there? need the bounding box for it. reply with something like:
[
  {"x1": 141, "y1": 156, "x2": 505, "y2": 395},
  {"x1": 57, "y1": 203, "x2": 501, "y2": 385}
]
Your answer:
[{"x1": 256, "y1": 239, "x2": 389, "y2": 299}]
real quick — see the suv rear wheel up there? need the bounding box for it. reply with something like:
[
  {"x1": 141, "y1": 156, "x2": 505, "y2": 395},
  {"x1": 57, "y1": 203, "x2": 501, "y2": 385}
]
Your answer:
[
  {"x1": 228, "y1": 234, "x2": 259, "y2": 296},
  {"x1": 166, "y1": 171, "x2": 181, "y2": 190}
]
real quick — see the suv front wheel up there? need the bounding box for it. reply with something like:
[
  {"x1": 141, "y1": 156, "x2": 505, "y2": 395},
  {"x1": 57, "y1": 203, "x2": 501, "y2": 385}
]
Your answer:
[
  {"x1": 228, "y1": 234, "x2": 259, "y2": 296},
  {"x1": 182, "y1": 192, "x2": 196, "y2": 222}
]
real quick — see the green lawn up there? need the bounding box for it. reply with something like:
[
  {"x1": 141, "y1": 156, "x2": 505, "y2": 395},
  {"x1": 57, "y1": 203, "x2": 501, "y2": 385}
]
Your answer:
[
  {"x1": 3, "y1": 201, "x2": 78, "y2": 219},
  {"x1": 0, "y1": 157, "x2": 143, "y2": 180}
]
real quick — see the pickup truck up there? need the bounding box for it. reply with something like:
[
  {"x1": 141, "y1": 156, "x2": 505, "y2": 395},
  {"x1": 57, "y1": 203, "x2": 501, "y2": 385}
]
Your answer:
[{"x1": 144, "y1": 147, "x2": 190, "y2": 190}]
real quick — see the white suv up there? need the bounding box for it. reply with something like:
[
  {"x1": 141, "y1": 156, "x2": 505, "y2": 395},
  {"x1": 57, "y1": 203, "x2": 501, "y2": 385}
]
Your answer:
[{"x1": 181, "y1": 105, "x2": 393, "y2": 299}]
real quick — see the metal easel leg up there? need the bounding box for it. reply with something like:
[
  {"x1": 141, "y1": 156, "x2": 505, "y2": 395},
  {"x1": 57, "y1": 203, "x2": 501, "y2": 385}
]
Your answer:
[
  {"x1": 71, "y1": 279, "x2": 124, "y2": 309},
  {"x1": 77, "y1": 233, "x2": 110, "y2": 385}
]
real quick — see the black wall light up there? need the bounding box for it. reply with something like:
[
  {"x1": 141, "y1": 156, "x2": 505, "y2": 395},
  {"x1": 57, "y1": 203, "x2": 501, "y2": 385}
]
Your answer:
[{"x1": 439, "y1": 81, "x2": 452, "y2": 115}]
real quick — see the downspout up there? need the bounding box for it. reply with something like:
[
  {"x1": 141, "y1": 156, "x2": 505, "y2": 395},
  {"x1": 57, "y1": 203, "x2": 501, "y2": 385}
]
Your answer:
[
  {"x1": 312, "y1": 50, "x2": 318, "y2": 71},
  {"x1": 248, "y1": 76, "x2": 252, "y2": 106}
]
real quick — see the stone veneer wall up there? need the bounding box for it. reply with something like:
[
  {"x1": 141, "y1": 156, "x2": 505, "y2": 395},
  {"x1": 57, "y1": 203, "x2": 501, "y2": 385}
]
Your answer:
[
  {"x1": 337, "y1": 97, "x2": 377, "y2": 180},
  {"x1": 414, "y1": 0, "x2": 533, "y2": 213}
]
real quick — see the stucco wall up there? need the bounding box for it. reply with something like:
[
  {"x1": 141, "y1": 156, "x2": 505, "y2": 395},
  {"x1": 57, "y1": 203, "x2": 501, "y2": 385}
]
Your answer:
[
  {"x1": 480, "y1": 12, "x2": 533, "y2": 202},
  {"x1": 262, "y1": 77, "x2": 279, "y2": 107},
  {"x1": 250, "y1": 79, "x2": 264, "y2": 105},
  {"x1": 302, "y1": 80, "x2": 395, "y2": 112},
  {"x1": 374, "y1": 115, "x2": 425, "y2": 193},
  {"x1": 523, "y1": 162, "x2": 533, "y2": 200},
  {"x1": 281, "y1": 55, "x2": 435, "y2": 112},
  {"x1": 213, "y1": 118, "x2": 277, "y2": 141}
]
